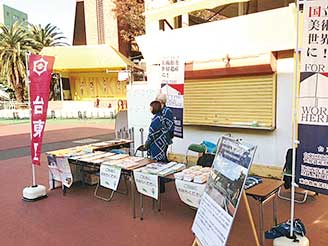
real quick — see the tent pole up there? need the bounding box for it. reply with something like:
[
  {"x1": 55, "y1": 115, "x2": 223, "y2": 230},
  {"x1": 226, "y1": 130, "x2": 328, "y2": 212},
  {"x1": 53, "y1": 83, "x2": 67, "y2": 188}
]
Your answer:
[{"x1": 59, "y1": 75, "x2": 64, "y2": 103}]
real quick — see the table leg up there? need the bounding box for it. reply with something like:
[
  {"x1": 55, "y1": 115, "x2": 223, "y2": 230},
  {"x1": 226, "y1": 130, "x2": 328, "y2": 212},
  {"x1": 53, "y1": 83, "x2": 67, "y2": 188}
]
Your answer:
[
  {"x1": 158, "y1": 193, "x2": 161, "y2": 212},
  {"x1": 81, "y1": 165, "x2": 85, "y2": 187},
  {"x1": 273, "y1": 195, "x2": 278, "y2": 225},
  {"x1": 259, "y1": 202, "x2": 264, "y2": 246},
  {"x1": 140, "y1": 193, "x2": 144, "y2": 220},
  {"x1": 130, "y1": 173, "x2": 136, "y2": 219},
  {"x1": 62, "y1": 185, "x2": 66, "y2": 196},
  {"x1": 157, "y1": 176, "x2": 161, "y2": 212}
]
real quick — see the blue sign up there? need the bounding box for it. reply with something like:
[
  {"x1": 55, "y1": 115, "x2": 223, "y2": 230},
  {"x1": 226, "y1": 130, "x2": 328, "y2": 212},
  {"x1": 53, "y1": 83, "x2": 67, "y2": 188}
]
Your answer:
[{"x1": 296, "y1": 124, "x2": 328, "y2": 195}]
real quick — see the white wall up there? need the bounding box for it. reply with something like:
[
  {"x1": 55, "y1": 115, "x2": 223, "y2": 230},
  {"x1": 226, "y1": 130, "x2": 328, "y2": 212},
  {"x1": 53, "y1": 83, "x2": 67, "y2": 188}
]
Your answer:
[
  {"x1": 134, "y1": 5, "x2": 297, "y2": 168},
  {"x1": 170, "y1": 58, "x2": 294, "y2": 167},
  {"x1": 127, "y1": 83, "x2": 160, "y2": 149}
]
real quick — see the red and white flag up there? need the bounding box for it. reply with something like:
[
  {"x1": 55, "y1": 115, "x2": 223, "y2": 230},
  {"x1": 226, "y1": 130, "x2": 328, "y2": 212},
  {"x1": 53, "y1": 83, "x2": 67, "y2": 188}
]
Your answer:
[{"x1": 29, "y1": 54, "x2": 55, "y2": 165}]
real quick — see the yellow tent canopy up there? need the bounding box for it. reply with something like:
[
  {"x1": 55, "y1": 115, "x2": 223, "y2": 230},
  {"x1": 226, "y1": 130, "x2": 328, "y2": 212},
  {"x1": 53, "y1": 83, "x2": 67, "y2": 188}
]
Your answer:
[{"x1": 40, "y1": 45, "x2": 137, "y2": 73}]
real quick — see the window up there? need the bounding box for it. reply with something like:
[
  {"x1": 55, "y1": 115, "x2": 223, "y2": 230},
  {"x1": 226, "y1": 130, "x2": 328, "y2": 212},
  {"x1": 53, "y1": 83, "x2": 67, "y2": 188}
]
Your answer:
[{"x1": 184, "y1": 74, "x2": 276, "y2": 130}]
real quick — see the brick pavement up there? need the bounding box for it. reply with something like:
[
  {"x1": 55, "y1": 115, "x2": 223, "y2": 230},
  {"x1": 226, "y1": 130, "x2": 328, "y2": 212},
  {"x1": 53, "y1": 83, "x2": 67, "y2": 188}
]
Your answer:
[{"x1": 0, "y1": 122, "x2": 327, "y2": 246}]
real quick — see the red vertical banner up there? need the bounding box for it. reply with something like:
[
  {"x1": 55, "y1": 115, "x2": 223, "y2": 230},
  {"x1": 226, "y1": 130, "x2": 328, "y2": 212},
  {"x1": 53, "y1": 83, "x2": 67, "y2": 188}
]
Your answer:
[{"x1": 29, "y1": 54, "x2": 55, "y2": 165}]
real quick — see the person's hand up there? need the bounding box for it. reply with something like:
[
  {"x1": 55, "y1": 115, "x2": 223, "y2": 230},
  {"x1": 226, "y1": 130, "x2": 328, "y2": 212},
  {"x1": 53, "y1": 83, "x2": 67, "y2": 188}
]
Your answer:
[{"x1": 138, "y1": 144, "x2": 149, "y2": 151}]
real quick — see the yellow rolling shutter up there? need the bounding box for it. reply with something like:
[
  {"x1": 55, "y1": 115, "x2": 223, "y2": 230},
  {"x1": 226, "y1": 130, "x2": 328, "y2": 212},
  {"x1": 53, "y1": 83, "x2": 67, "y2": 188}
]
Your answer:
[{"x1": 184, "y1": 74, "x2": 276, "y2": 130}]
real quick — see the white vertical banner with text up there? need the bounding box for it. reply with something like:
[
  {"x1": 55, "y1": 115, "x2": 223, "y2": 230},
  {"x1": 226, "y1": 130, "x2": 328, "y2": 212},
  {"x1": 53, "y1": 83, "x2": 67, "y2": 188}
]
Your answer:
[
  {"x1": 296, "y1": 0, "x2": 328, "y2": 195},
  {"x1": 301, "y1": 0, "x2": 328, "y2": 73},
  {"x1": 160, "y1": 56, "x2": 185, "y2": 138},
  {"x1": 100, "y1": 164, "x2": 122, "y2": 191},
  {"x1": 133, "y1": 171, "x2": 159, "y2": 200}
]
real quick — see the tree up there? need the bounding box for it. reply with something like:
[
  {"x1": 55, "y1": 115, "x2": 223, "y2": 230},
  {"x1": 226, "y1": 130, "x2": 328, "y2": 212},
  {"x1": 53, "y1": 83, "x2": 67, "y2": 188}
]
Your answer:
[
  {"x1": 113, "y1": 0, "x2": 145, "y2": 52},
  {"x1": 29, "y1": 23, "x2": 68, "y2": 101},
  {"x1": 0, "y1": 22, "x2": 35, "y2": 103},
  {"x1": 29, "y1": 23, "x2": 68, "y2": 53}
]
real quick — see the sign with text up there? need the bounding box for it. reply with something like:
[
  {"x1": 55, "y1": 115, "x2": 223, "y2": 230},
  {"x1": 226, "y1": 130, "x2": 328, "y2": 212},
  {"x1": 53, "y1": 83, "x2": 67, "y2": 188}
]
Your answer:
[
  {"x1": 100, "y1": 164, "x2": 121, "y2": 191},
  {"x1": 297, "y1": 0, "x2": 328, "y2": 194},
  {"x1": 134, "y1": 171, "x2": 159, "y2": 200},
  {"x1": 29, "y1": 54, "x2": 55, "y2": 165},
  {"x1": 192, "y1": 136, "x2": 256, "y2": 246},
  {"x1": 160, "y1": 56, "x2": 184, "y2": 84},
  {"x1": 175, "y1": 179, "x2": 206, "y2": 208},
  {"x1": 47, "y1": 155, "x2": 73, "y2": 188},
  {"x1": 298, "y1": 73, "x2": 328, "y2": 126},
  {"x1": 296, "y1": 124, "x2": 328, "y2": 194},
  {"x1": 296, "y1": 72, "x2": 328, "y2": 194},
  {"x1": 301, "y1": 0, "x2": 328, "y2": 73},
  {"x1": 161, "y1": 83, "x2": 184, "y2": 138}
]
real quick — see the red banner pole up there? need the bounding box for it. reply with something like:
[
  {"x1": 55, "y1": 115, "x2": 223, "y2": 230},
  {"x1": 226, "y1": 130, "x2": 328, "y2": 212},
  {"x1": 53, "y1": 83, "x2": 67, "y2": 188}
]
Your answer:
[
  {"x1": 25, "y1": 52, "x2": 36, "y2": 186},
  {"x1": 23, "y1": 53, "x2": 55, "y2": 201}
]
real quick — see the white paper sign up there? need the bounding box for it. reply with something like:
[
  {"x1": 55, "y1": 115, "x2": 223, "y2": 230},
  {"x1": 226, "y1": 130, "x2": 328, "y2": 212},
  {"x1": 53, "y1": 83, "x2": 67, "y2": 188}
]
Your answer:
[
  {"x1": 55, "y1": 156, "x2": 73, "y2": 188},
  {"x1": 160, "y1": 56, "x2": 184, "y2": 84},
  {"x1": 175, "y1": 179, "x2": 206, "y2": 208},
  {"x1": 192, "y1": 193, "x2": 233, "y2": 246},
  {"x1": 48, "y1": 155, "x2": 73, "y2": 188},
  {"x1": 134, "y1": 171, "x2": 159, "y2": 200},
  {"x1": 301, "y1": 0, "x2": 328, "y2": 73},
  {"x1": 100, "y1": 164, "x2": 122, "y2": 191}
]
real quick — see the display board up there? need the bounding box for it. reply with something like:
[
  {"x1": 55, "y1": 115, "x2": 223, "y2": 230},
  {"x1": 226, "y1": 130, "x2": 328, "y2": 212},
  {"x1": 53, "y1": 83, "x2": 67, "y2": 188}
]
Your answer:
[
  {"x1": 47, "y1": 155, "x2": 73, "y2": 188},
  {"x1": 127, "y1": 82, "x2": 160, "y2": 150},
  {"x1": 192, "y1": 136, "x2": 256, "y2": 246},
  {"x1": 296, "y1": 0, "x2": 328, "y2": 195}
]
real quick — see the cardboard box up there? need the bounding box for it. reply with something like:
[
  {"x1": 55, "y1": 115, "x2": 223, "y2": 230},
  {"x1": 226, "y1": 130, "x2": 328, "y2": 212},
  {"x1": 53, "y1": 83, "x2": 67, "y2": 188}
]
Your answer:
[{"x1": 83, "y1": 173, "x2": 99, "y2": 185}]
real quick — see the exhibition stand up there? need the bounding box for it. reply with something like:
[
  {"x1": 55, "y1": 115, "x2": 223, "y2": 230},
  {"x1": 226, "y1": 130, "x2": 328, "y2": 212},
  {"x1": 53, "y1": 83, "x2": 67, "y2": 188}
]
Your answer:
[{"x1": 46, "y1": 135, "x2": 287, "y2": 246}]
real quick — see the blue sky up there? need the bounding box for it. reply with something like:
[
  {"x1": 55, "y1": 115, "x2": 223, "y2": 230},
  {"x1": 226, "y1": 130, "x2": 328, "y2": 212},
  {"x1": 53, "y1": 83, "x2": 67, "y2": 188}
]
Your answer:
[{"x1": 0, "y1": 0, "x2": 76, "y2": 44}]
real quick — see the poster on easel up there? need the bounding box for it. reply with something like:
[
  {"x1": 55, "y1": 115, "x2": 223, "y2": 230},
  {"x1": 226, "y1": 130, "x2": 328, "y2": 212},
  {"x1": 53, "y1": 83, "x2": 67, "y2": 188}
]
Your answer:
[
  {"x1": 192, "y1": 136, "x2": 256, "y2": 246},
  {"x1": 296, "y1": 0, "x2": 328, "y2": 195}
]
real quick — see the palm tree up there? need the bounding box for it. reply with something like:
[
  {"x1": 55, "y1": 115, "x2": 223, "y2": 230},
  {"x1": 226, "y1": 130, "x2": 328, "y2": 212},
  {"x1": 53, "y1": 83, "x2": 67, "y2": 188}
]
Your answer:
[
  {"x1": 29, "y1": 23, "x2": 68, "y2": 100},
  {"x1": 29, "y1": 23, "x2": 68, "y2": 52},
  {"x1": 0, "y1": 22, "x2": 35, "y2": 103}
]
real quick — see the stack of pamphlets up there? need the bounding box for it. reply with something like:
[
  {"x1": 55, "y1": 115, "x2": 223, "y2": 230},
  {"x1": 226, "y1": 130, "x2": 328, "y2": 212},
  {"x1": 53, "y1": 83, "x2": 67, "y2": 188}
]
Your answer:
[
  {"x1": 78, "y1": 152, "x2": 116, "y2": 163},
  {"x1": 69, "y1": 151, "x2": 105, "y2": 161},
  {"x1": 91, "y1": 142, "x2": 111, "y2": 148},
  {"x1": 138, "y1": 162, "x2": 186, "y2": 177},
  {"x1": 105, "y1": 156, "x2": 146, "y2": 169},
  {"x1": 174, "y1": 166, "x2": 211, "y2": 183}
]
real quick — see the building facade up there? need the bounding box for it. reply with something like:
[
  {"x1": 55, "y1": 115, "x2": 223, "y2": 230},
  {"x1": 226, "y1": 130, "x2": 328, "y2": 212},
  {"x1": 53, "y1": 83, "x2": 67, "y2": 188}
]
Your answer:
[
  {"x1": 0, "y1": 4, "x2": 28, "y2": 27},
  {"x1": 132, "y1": 0, "x2": 298, "y2": 173},
  {"x1": 73, "y1": 0, "x2": 129, "y2": 57}
]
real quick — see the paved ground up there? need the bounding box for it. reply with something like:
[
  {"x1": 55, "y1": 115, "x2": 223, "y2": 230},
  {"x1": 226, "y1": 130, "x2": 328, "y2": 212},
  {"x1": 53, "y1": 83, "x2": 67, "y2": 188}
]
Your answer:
[{"x1": 0, "y1": 120, "x2": 327, "y2": 246}]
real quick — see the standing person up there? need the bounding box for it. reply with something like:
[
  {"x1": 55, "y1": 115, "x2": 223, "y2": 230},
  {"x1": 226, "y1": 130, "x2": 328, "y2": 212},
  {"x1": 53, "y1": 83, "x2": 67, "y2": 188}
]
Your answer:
[
  {"x1": 143, "y1": 100, "x2": 169, "y2": 162},
  {"x1": 117, "y1": 99, "x2": 124, "y2": 111},
  {"x1": 155, "y1": 93, "x2": 174, "y2": 145},
  {"x1": 95, "y1": 96, "x2": 100, "y2": 108}
]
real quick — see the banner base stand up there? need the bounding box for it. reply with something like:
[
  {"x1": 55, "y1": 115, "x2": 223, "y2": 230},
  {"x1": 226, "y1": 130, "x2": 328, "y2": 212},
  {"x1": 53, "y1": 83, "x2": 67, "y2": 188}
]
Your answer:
[
  {"x1": 273, "y1": 235, "x2": 309, "y2": 246},
  {"x1": 22, "y1": 185, "x2": 47, "y2": 202}
]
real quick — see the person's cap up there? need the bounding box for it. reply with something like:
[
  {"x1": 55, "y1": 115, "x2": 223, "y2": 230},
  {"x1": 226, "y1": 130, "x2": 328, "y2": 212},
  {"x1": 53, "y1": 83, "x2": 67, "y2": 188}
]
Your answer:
[{"x1": 155, "y1": 93, "x2": 167, "y2": 104}]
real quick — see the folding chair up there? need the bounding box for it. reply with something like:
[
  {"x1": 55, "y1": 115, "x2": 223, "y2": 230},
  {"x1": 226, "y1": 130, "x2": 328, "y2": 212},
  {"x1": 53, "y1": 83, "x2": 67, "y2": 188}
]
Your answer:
[
  {"x1": 277, "y1": 149, "x2": 312, "y2": 203},
  {"x1": 94, "y1": 170, "x2": 129, "y2": 201},
  {"x1": 185, "y1": 144, "x2": 207, "y2": 164}
]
